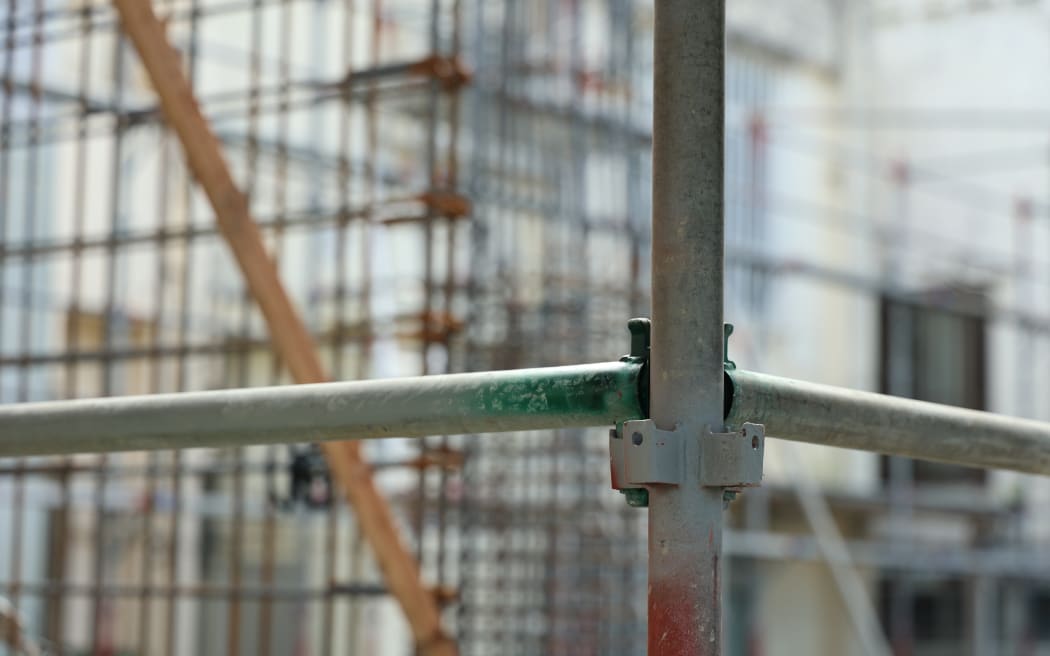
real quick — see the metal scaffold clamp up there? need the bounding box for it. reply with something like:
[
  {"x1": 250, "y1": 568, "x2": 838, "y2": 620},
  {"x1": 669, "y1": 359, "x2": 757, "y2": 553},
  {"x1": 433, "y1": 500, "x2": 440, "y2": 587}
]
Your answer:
[
  {"x1": 609, "y1": 320, "x2": 765, "y2": 507},
  {"x1": 700, "y1": 422, "x2": 765, "y2": 487}
]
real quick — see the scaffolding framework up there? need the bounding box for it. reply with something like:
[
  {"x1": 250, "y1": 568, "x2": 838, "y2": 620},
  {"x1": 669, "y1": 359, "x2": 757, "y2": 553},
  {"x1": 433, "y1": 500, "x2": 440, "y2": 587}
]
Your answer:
[
  {"x1": 3, "y1": 0, "x2": 1050, "y2": 655},
  {"x1": 1, "y1": 0, "x2": 654, "y2": 653}
]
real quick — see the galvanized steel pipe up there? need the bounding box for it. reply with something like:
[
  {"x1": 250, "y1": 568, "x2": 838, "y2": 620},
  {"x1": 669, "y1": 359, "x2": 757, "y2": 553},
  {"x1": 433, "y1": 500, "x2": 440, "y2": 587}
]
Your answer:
[
  {"x1": 647, "y1": 0, "x2": 728, "y2": 651},
  {"x1": 0, "y1": 362, "x2": 645, "y2": 457},
  {"x1": 726, "y1": 369, "x2": 1050, "y2": 475}
]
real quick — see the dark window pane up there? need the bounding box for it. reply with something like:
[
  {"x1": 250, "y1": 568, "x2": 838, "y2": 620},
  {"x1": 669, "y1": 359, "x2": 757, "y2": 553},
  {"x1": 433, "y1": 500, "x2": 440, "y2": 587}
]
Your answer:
[{"x1": 879, "y1": 289, "x2": 987, "y2": 486}]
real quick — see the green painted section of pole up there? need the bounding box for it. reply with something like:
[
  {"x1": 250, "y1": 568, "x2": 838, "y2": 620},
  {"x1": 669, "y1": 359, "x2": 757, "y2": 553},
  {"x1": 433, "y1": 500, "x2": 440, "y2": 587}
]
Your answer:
[
  {"x1": 0, "y1": 362, "x2": 645, "y2": 458},
  {"x1": 648, "y1": 0, "x2": 726, "y2": 652},
  {"x1": 726, "y1": 369, "x2": 1050, "y2": 475}
]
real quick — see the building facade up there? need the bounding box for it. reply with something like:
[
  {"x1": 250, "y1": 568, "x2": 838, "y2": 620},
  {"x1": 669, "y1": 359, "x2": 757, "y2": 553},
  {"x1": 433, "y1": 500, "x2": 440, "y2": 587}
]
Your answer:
[{"x1": 1, "y1": 0, "x2": 1049, "y2": 654}]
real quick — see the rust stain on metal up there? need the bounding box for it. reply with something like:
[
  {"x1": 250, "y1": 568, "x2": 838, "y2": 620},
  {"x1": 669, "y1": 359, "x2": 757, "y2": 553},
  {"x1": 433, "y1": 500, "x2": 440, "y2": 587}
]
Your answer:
[
  {"x1": 410, "y1": 55, "x2": 473, "y2": 91},
  {"x1": 649, "y1": 571, "x2": 712, "y2": 655},
  {"x1": 418, "y1": 190, "x2": 473, "y2": 218}
]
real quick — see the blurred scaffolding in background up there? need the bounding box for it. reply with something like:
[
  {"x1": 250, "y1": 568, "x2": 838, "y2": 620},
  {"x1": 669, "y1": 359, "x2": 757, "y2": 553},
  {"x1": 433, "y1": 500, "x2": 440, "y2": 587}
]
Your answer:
[{"x1": 2, "y1": 0, "x2": 1050, "y2": 654}]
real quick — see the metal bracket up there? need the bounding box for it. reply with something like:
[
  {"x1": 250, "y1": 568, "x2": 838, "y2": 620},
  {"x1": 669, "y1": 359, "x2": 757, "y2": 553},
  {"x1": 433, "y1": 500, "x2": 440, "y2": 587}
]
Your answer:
[
  {"x1": 700, "y1": 422, "x2": 765, "y2": 487},
  {"x1": 608, "y1": 317, "x2": 764, "y2": 506},
  {"x1": 611, "y1": 420, "x2": 765, "y2": 498},
  {"x1": 611, "y1": 419, "x2": 683, "y2": 487}
]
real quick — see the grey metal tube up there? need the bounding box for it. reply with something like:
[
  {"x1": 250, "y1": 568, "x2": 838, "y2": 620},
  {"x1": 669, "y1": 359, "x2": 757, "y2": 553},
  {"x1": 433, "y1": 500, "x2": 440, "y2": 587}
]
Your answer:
[
  {"x1": 648, "y1": 0, "x2": 726, "y2": 652},
  {"x1": 0, "y1": 362, "x2": 644, "y2": 458},
  {"x1": 726, "y1": 369, "x2": 1050, "y2": 475}
]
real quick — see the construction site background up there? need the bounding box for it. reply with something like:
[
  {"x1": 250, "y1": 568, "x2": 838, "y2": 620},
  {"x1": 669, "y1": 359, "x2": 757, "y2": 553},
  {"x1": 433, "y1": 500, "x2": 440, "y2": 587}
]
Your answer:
[{"x1": 2, "y1": 0, "x2": 1050, "y2": 654}]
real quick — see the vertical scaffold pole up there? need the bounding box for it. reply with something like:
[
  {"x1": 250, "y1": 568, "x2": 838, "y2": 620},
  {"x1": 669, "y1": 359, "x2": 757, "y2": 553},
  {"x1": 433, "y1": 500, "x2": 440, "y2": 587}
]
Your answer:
[{"x1": 649, "y1": 0, "x2": 726, "y2": 653}]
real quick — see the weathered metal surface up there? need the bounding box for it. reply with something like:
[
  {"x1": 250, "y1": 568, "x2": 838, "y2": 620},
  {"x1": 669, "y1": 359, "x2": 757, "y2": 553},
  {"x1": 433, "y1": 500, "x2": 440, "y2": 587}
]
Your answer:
[
  {"x1": 700, "y1": 423, "x2": 765, "y2": 488},
  {"x1": 0, "y1": 362, "x2": 645, "y2": 458},
  {"x1": 726, "y1": 369, "x2": 1050, "y2": 475},
  {"x1": 617, "y1": 419, "x2": 683, "y2": 486},
  {"x1": 648, "y1": 0, "x2": 728, "y2": 652}
]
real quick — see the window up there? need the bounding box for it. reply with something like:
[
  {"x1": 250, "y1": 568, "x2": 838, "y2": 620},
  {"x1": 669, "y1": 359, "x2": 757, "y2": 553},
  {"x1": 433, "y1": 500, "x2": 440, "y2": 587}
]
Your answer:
[
  {"x1": 879, "y1": 287, "x2": 987, "y2": 485},
  {"x1": 878, "y1": 578, "x2": 966, "y2": 652}
]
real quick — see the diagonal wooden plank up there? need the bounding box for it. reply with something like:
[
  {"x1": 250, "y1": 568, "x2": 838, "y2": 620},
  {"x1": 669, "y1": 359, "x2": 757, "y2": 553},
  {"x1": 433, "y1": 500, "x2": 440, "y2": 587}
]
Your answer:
[{"x1": 108, "y1": 1, "x2": 455, "y2": 652}]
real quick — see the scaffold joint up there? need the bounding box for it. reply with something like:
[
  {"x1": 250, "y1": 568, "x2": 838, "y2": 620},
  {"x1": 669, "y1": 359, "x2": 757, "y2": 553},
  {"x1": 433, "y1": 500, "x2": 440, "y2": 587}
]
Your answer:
[
  {"x1": 620, "y1": 317, "x2": 650, "y2": 417},
  {"x1": 700, "y1": 422, "x2": 765, "y2": 488},
  {"x1": 609, "y1": 318, "x2": 763, "y2": 507}
]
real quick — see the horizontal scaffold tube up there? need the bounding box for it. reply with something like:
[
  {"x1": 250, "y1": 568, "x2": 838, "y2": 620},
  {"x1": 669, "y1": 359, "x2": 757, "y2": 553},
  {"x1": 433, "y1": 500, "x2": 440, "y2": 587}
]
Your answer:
[
  {"x1": 0, "y1": 362, "x2": 645, "y2": 457},
  {"x1": 726, "y1": 369, "x2": 1050, "y2": 476}
]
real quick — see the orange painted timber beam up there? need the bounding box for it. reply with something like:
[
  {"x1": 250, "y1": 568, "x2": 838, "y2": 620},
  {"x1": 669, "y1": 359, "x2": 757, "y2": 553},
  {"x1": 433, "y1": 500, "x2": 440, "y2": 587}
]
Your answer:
[{"x1": 108, "y1": 0, "x2": 455, "y2": 653}]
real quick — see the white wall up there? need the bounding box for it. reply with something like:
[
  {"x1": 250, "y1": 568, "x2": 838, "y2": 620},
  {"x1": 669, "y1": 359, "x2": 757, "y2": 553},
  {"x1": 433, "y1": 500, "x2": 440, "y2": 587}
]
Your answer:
[{"x1": 864, "y1": 1, "x2": 1050, "y2": 522}]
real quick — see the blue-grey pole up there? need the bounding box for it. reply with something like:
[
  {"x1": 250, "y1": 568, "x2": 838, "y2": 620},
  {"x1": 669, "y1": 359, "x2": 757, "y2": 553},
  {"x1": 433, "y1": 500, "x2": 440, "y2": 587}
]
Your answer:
[{"x1": 648, "y1": 0, "x2": 727, "y2": 652}]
